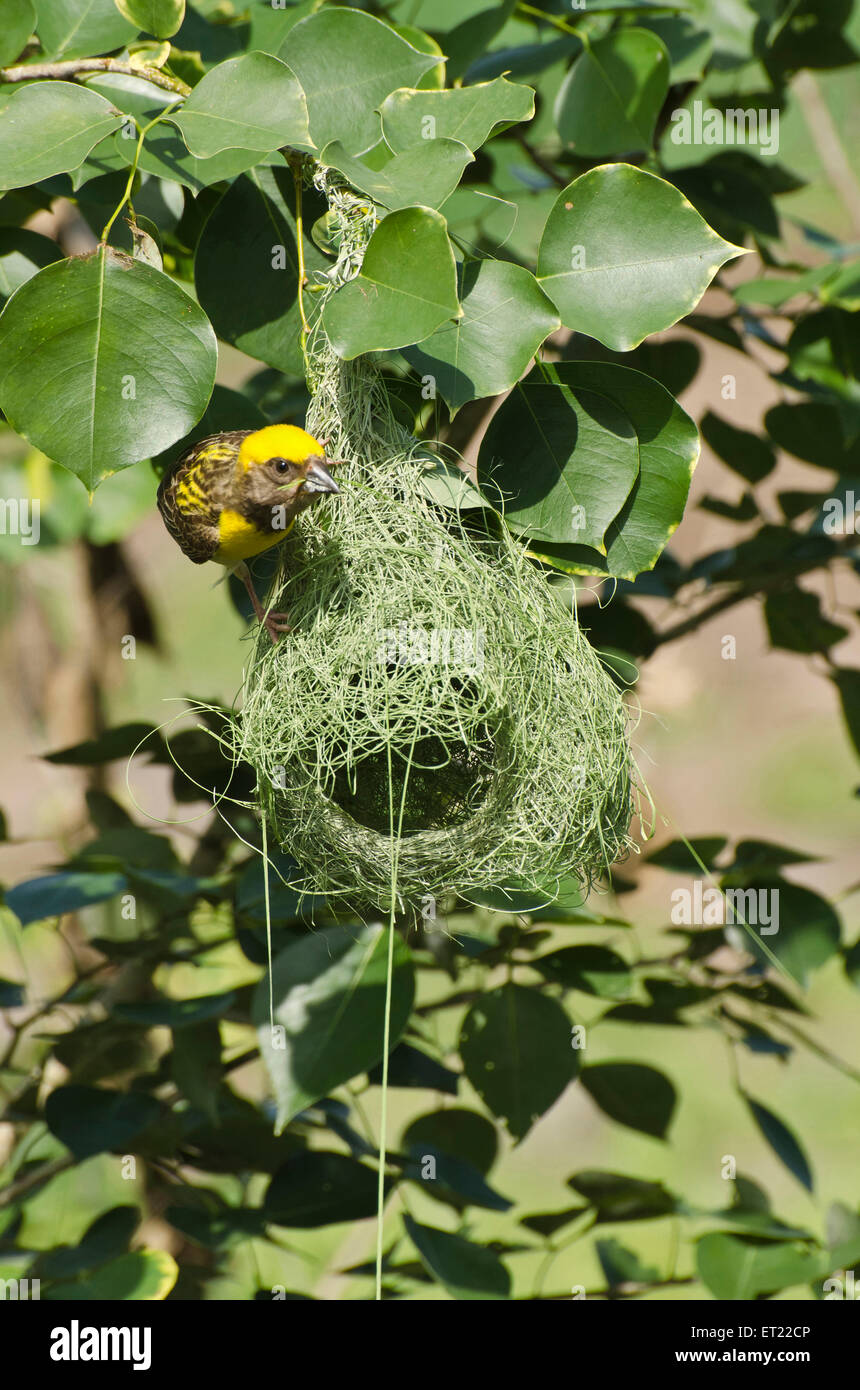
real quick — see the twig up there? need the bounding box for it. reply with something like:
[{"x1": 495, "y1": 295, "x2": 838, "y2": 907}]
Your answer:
[
  {"x1": 0, "y1": 1156, "x2": 75, "y2": 1208},
  {"x1": 0, "y1": 59, "x2": 190, "y2": 97},
  {"x1": 652, "y1": 534, "x2": 858, "y2": 649},
  {"x1": 514, "y1": 130, "x2": 568, "y2": 188},
  {"x1": 101, "y1": 102, "x2": 181, "y2": 243},
  {"x1": 515, "y1": 1, "x2": 582, "y2": 36}
]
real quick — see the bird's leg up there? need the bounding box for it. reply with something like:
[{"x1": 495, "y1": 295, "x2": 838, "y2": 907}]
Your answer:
[{"x1": 236, "y1": 562, "x2": 291, "y2": 645}]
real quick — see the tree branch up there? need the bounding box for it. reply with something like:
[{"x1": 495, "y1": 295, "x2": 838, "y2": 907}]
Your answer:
[
  {"x1": 652, "y1": 533, "x2": 858, "y2": 649},
  {"x1": 0, "y1": 59, "x2": 191, "y2": 96}
]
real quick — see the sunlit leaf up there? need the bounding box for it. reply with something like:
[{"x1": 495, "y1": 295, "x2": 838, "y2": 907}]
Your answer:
[
  {"x1": 537, "y1": 165, "x2": 746, "y2": 351},
  {"x1": 0, "y1": 246, "x2": 216, "y2": 490},
  {"x1": 0, "y1": 83, "x2": 123, "y2": 191},
  {"x1": 322, "y1": 207, "x2": 460, "y2": 358}
]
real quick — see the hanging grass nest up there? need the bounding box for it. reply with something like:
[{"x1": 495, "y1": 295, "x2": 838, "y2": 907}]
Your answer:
[{"x1": 233, "y1": 173, "x2": 637, "y2": 915}]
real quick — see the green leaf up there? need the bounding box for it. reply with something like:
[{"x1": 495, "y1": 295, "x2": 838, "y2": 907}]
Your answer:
[
  {"x1": 767, "y1": 0, "x2": 856, "y2": 75},
  {"x1": 235, "y1": 852, "x2": 324, "y2": 925},
  {"x1": 725, "y1": 882, "x2": 840, "y2": 984},
  {"x1": 194, "y1": 166, "x2": 326, "y2": 376},
  {"x1": 367, "y1": 1041, "x2": 459, "y2": 1094},
  {"x1": 726, "y1": 839, "x2": 816, "y2": 876},
  {"x1": 669, "y1": 154, "x2": 781, "y2": 243},
  {"x1": 45, "y1": 1084, "x2": 161, "y2": 1160},
  {"x1": 0, "y1": 83, "x2": 124, "y2": 192},
  {"x1": 701, "y1": 411, "x2": 776, "y2": 484},
  {"x1": 169, "y1": 52, "x2": 312, "y2": 158},
  {"x1": 459, "y1": 983, "x2": 579, "y2": 1141},
  {"x1": 537, "y1": 165, "x2": 746, "y2": 351},
  {"x1": 112, "y1": 993, "x2": 234, "y2": 1028},
  {"x1": 404, "y1": 1216, "x2": 510, "y2": 1300},
  {"x1": 442, "y1": 186, "x2": 518, "y2": 258},
  {"x1": 37, "y1": 1206, "x2": 139, "y2": 1279},
  {"x1": 821, "y1": 261, "x2": 860, "y2": 312},
  {"x1": 467, "y1": 878, "x2": 587, "y2": 916},
  {"x1": 0, "y1": 227, "x2": 62, "y2": 309},
  {"x1": 845, "y1": 938, "x2": 860, "y2": 989},
  {"x1": 697, "y1": 1232, "x2": 824, "y2": 1301},
  {"x1": 320, "y1": 138, "x2": 473, "y2": 212},
  {"x1": 480, "y1": 362, "x2": 698, "y2": 578},
  {"x1": 279, "y1": 7, "x2": 439, "y2": 155},
  {"x1": 44, "y1": 722, "x2": 161, "y2": 765},
  {"x1": 733, "y1": 267, "x2": 835, "y2": 309},
  {"x1": 134, "y1": 133, "x2": 273, "y2": 193},
  {"x1": 596, "y1": 1236, "x2": 658, "y2": 1288},
  {"x1": 166, "y1": 1204, "x2": 267, "y2": 1250},
  {"x1": 600, "y1": 336, "x2": 702, "y2": 398},
  {"x1": 568, "y1": 1170, "x2": 677, "y2": 1223},
  {"x1": 416, "y1": 456, "x2": 486, "y2": 510},
  {"x1": 253, "y1": 924, "x2": 415, "y2": 1132},
  {"x1": 34, "y1": 0, "x2": 138, "y2": 60},
  {"x1": 0, "y1": 0, "x2": 35, "y2": 65},
  {"x1": 6, "y1": 871, "x2": 127, "y2": 926},
  {"x1": 171, "y1": 1020, "x2": 222, "y2": 1124},
  {"x1": 765, "y1": 588, "x2": 848, "y2": 653},
  {"x1": 533, "y1": 946, "x2": 633, "y2": 999},
  {"x1": 114, "y1": 0, "x2": 184, "y2": 40},
  {"x1": 638, "y1": 14, "x2": 713, "y2": 81},
  {"x1": 264, "y1": 1152, "x2": 379, "y2": 1227},
  {"x1": 248, "y1": 0, "x2": 318, "y2": 53},
  {"x1": 785, "y1": 307, "x2": 860, "y2": 406},
  {"x1": 380, "y1": 76, "x2": 535, "y2": 154},
  {"x1": 647, "y1": 836, "x2": 727, "y2": 872},
  {"x1": 403, "y1": 259, "x2": 559, "y2": 414},
  {"x1": 402, "y1": 1109, "x2": 499, "y2": 1177},
  {"x1": 520, "y1": 1207, "x2": 586, "y2": 1237},
  {"x1": 743, "y1": 1095, "x2": 814, "y2": 1192},
  {"x1": 832, "y1": 668, "x2": 860, "y2": 758},
  {"x1": 443, "y1": 0, "x2": 517, "y2": 84},
  {"x1": 390, "y1": 23, "x2": 445, "y2": 90},
  {"x1": 45, "y1": 1249, "x2": 178, "y2": 1301},
  {"x1": 477, "y1": 367, "x2": 639, "y2": 550},
  {"x1": 765, "y1": 402, "x2": 860, "y2": 473},
  {"x1": 403, "y1": 1144, "x2": 511, "y2": 1212},
  {"x1": 580, "y1": 1062, "x2": 676, "y2": 1138},
  {"x1": 0, "y1": 246, "x2": 217, "y2": 490},
  {"x1": 555, "y1": 28, "x2": 669, "y2": 157},
  {"x1": 84, "y1": 73, "x2": 272, "y2": 193},
  {"x1": 322, "y1": 207, "x2": 460, "y2": 359}
]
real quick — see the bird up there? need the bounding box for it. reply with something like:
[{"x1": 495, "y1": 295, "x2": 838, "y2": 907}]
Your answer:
[{"x1": 157, "y1": 423, "x2": 340, "y2": 643}]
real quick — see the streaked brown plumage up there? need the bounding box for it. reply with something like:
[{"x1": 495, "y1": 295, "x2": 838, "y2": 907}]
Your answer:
[{"x1": 157, "y1": 424, "x2": 340, "y2": 642}]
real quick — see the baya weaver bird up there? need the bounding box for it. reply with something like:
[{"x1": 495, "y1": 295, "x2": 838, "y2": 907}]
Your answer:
[{"x1": 157, "y1": 424, "x2": 340, "y2": 643}]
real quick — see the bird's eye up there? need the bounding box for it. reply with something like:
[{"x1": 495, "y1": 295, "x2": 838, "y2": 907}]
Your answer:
[{"x1": 273, "y1": 458, "x2": 289, "y2": 474}]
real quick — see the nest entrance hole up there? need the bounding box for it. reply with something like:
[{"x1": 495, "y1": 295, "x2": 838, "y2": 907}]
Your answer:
[{"x1": 331, "y1": 728, "x2": 496, "y2": 835}]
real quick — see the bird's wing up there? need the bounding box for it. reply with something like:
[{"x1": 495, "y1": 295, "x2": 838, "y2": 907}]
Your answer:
[{"x1": 157, "y1": 434, "x2": 248, "y2": 564}]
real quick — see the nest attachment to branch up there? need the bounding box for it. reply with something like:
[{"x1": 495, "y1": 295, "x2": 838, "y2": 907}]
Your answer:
[{"x1": 232, "y1": 172, "x2": 637, "y2": 915}]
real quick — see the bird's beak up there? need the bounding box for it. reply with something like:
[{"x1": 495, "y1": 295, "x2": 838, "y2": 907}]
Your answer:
[{"x1": 303, "y1": 457, "x2": 340, "y2": 494}]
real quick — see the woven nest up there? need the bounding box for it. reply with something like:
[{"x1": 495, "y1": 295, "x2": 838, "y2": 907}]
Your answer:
[{"x1": 231, "y1": 174, "x2": 637, "y2": 915}]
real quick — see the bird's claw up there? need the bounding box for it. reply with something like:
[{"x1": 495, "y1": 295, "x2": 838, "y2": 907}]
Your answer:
[{"x1": 264, "y1": 610, "x2": 292, "y2": 644}]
